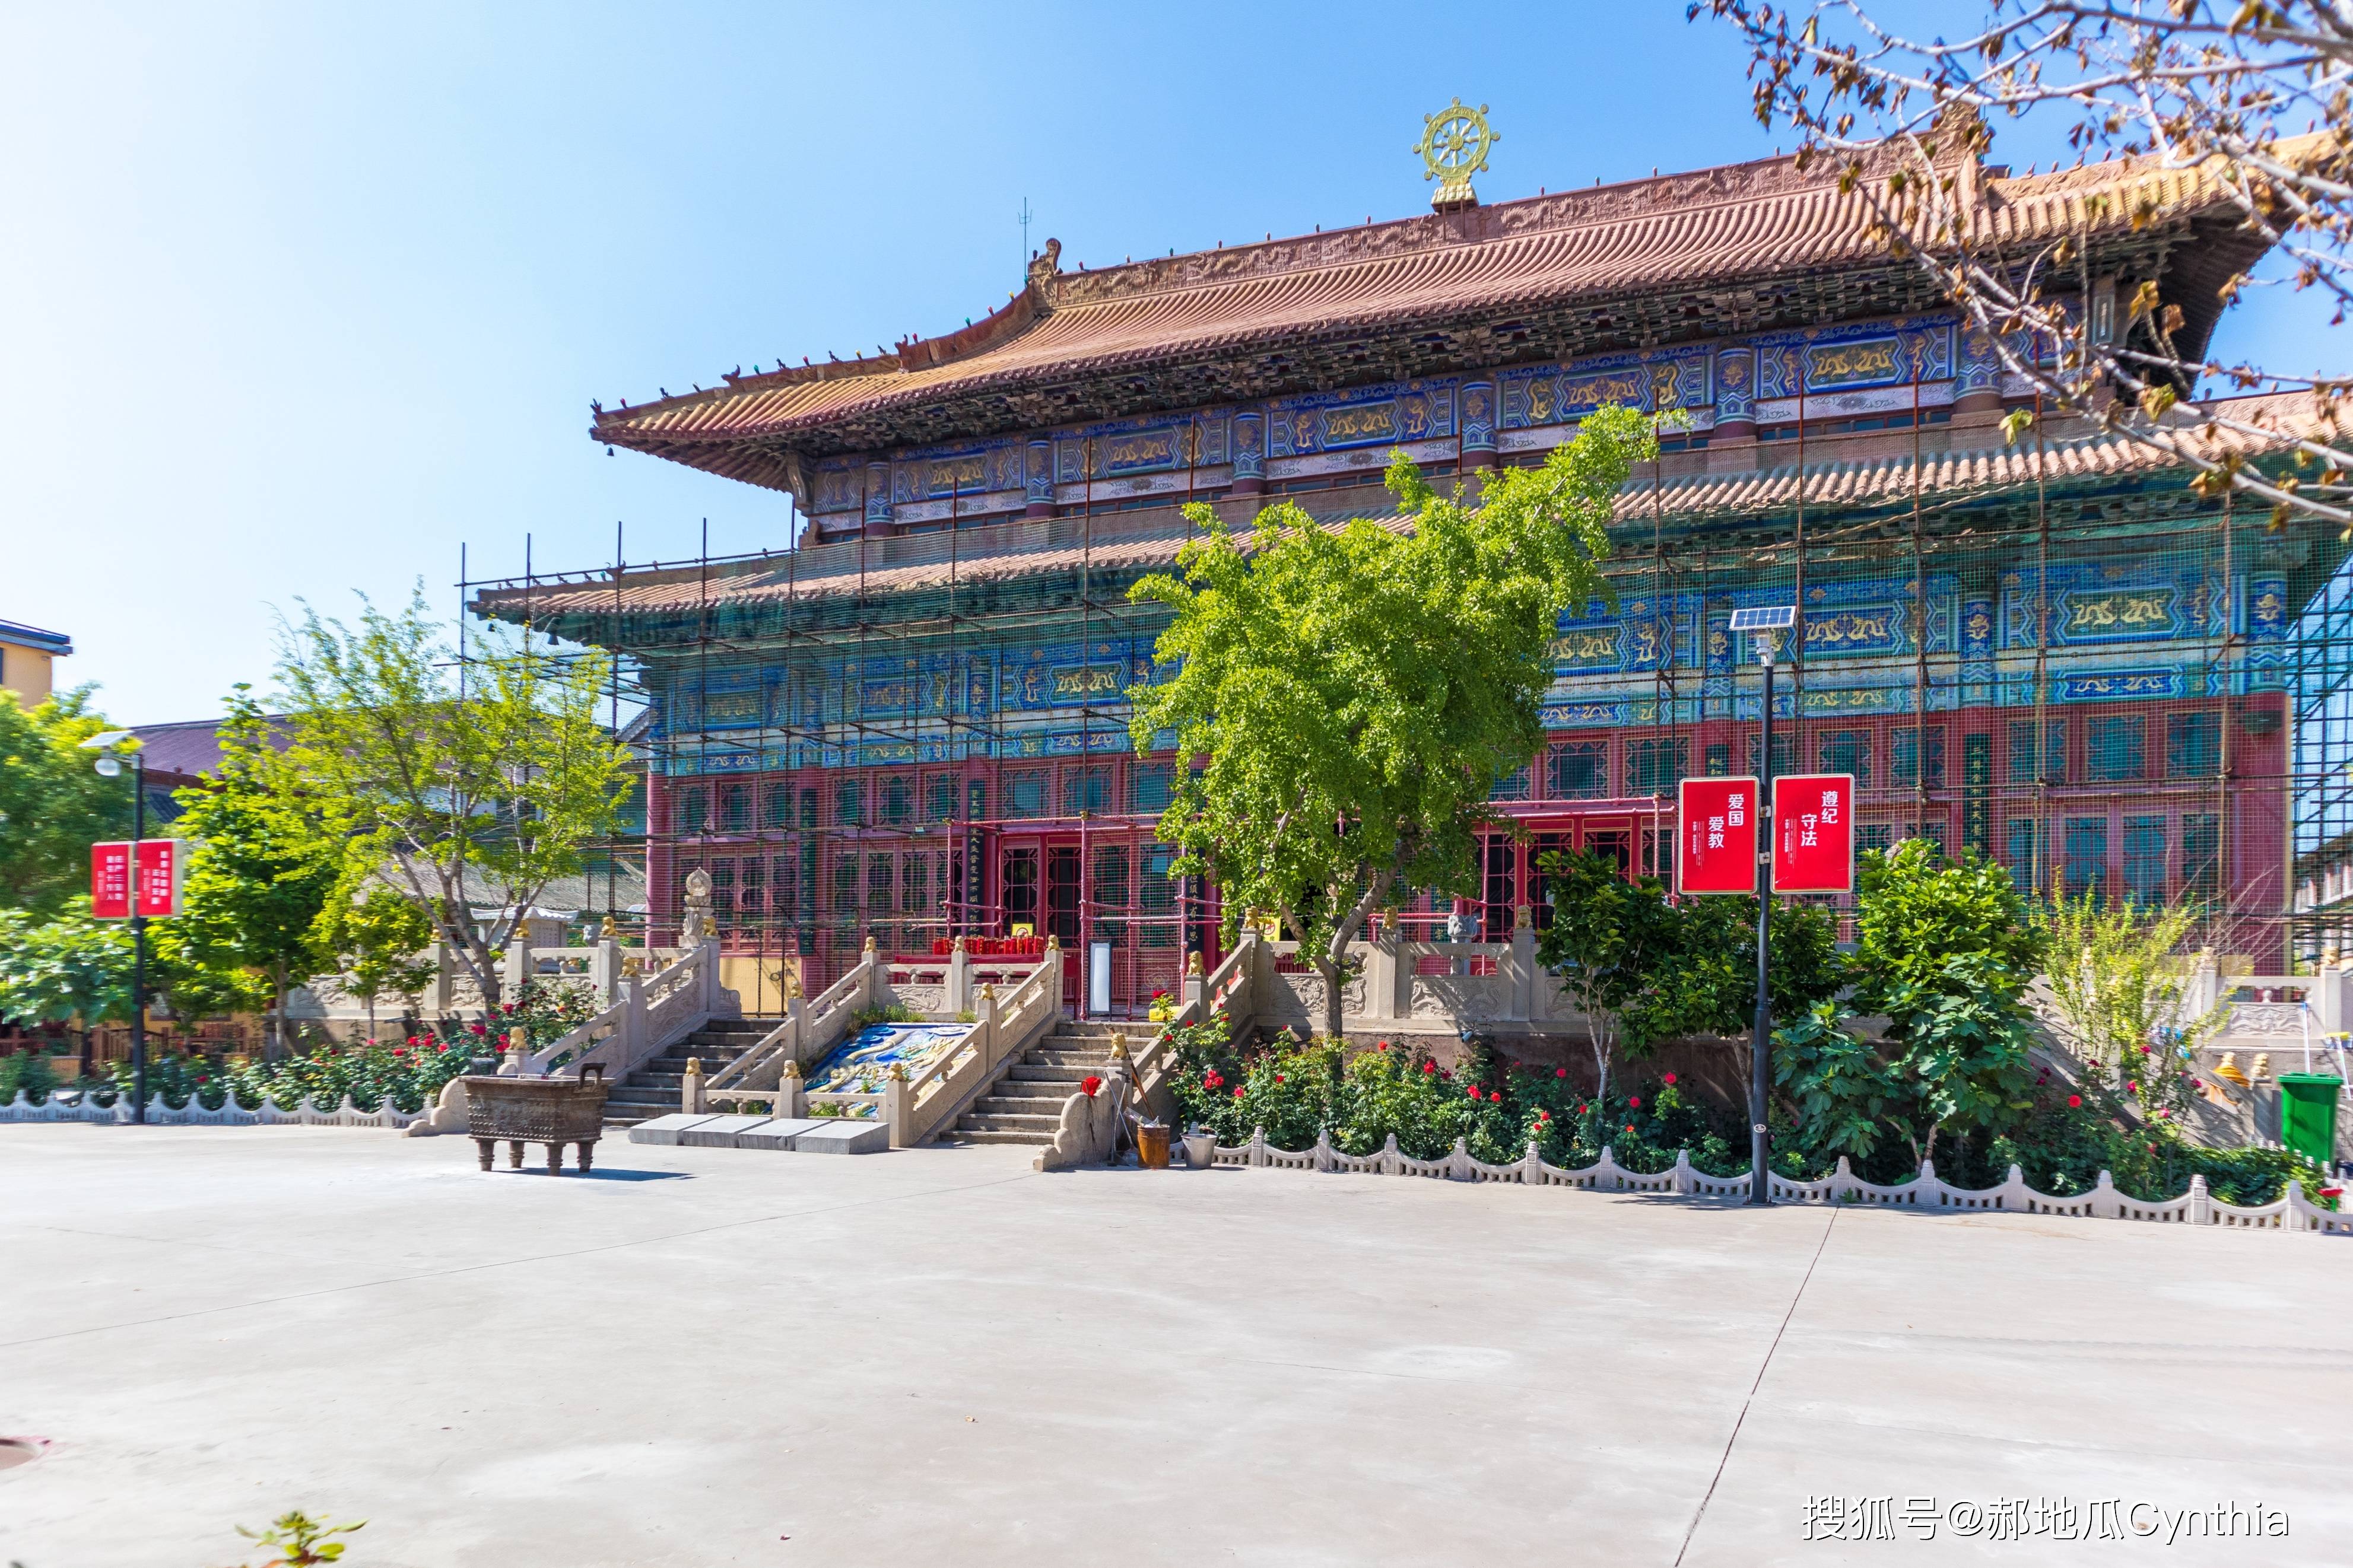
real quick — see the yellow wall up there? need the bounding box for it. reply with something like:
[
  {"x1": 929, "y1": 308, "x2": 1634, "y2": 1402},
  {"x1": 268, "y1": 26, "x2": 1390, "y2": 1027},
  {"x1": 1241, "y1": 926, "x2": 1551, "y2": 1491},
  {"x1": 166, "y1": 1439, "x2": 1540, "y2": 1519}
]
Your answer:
[
  {"x1": 0, "y1": 638, "x2": 58, "y2": 706},
  {"x1": 719, "y1": 954, "x2": 800, "y2": 1016}
]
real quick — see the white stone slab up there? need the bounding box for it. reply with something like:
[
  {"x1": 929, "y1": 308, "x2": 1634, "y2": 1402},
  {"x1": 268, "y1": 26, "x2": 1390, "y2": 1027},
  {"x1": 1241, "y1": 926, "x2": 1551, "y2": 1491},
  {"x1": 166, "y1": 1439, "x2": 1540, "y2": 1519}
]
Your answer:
[
  {"x1": 790, "y1": 1119, "x2": 890, "y2": 1155},
  {"x1": 679, "y1": 1115, "x2": 774, "y2": 1149},
  {"x1": 735, "y1": 1118, "x2": 831, "y2": 1151},
  {"x1": 627, "y1": 1114, "x2": 722, "y2": 1146}
]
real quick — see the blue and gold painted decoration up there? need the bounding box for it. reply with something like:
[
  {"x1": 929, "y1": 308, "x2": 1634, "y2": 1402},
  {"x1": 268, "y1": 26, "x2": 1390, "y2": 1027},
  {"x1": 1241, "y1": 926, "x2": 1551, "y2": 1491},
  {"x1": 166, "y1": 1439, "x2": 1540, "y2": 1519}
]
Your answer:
[
  {"x1": 863, "y1": 462, "x2": 893, "y2": 526},
  {"x1": 893, "y1": 439, "x2": 1022, "y2": 504},
  {"x1": 1713, "y1": 346, "x2": 1756, "y2": 422},
  {"x1": 811, "y1": 458, "x2": 862, "y2": 514},
  {"x1": 2247, "y1": 575, "x2": 2290, "y2": 640},
  {"x1": 1752, "y1": 316, "x2": 1957, "y2": 400},
  {"x1": 1231, "y1": 412, "x2": 1266, "y2": 478},
  {"x1": 1957, "y1": 325, "x2": 2005, "y2": 395},
  {"x1": 1501, "y1": 345, "x2": 1710, "y2": 430},
  {"x1": 1460, "y1": 381, "x2": 1497, "y2": 451},
  {"x1": 996, "y1": 638, "x2": 1155, "y2": 711},
  {"x1": 1266, "y1": 379, "x2": 1455, "y2": 456},
  {"x1": 2000, "y1": 561, "x2": 2222, "y2": 648},
  {"x1": 1054, "y1": 412, "x2": 1228, "y2": 483},
  {"x1": 1025, "y1": 440, "x2": 1055, "y2": 504}
]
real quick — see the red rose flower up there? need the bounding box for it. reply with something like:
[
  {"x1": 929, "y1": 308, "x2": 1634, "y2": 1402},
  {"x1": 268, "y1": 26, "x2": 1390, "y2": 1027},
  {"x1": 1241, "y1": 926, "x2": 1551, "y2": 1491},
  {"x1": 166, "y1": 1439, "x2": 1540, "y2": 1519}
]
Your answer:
[
  {"x1": 2127, "y1": 1079, "x2": 2140, "y2": 1093},
  {"x1": 1628, "y1": 1096, "x2": 1641, "y2": 1109},
  {"x1": 1233, "y1": 1087, "x2": 1246, "y2": 1100},
  {"x1": 1577, "y1": 1103, "x2": 1589, "y2": 1114},
  {"x1": 1554, "y1": 1067, "x2": 1567, "y2": 1079},
  {"x1": 1625, "y1": 1123, "x2": 1636, "y2": 1134},
  {"x1": 1421, "y1": 1063, "x2": 1436, "y2": 1075},
  {"x1": 1466, "y1": 1086, "x2": 1480, "y2": 1101},
  {"x1": 1537, "y1": 1109, "x2": 1551, "y2": 1122},
  {"x1": 1274, "y1": 1074, "x2": 1285, "y2": 1084},
  {"x1": 1376, "y1": 1040, "x2": 1390, "y2": 1051},
  {"x1": 196, "y1": 1074, "x2": 209, "y2": 1084},
  {"x1": 1662, "y1": 1073, "x2": 1676, "y2": 1086},
  {"x1": 2067, "y1": 1094, "x2": 2082, "y2": 1108},
  {"x1": 1081, "y1": 1074, "x2": 1103, "y2": 1098}
]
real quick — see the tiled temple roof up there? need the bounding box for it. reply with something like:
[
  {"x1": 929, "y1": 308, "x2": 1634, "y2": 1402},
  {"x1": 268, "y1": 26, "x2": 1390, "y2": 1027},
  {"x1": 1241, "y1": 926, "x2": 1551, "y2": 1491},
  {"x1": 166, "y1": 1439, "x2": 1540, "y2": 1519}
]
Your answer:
[
  {"x1": 588, "y1": 140, "x2": 2280, "y2": 493},
  {"x1": 491, "y1": 394, "x2": 2328, "y2": 629}
]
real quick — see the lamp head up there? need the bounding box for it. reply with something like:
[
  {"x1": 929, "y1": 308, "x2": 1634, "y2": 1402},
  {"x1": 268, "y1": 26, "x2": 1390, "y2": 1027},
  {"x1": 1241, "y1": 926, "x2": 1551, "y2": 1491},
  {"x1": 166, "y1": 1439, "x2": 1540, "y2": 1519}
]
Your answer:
[{"x1": 79, "y1": 730, "x2": 132, "y2": 750}]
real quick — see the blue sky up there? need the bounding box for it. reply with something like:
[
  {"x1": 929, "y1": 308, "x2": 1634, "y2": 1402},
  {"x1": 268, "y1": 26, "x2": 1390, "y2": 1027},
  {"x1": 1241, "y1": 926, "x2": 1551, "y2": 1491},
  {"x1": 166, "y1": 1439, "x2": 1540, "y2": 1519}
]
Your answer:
[{"x1": 5, "y1": 2, "x2": 2344, "y2": 723}]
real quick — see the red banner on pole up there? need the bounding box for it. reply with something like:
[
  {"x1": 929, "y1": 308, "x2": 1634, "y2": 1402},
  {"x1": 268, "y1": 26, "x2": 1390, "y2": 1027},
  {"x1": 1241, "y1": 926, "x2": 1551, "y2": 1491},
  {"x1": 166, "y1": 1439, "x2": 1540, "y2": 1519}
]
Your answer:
[
  {"x1": 1678, "y1": 776, "x2": 1760, "y2": 895},
  {"x1": 1771, "y1": 774, "x2": 1856, "y2": 893},
  {"x1": 91, "y1": 841, "x2": 133, "y2": 919},
  {"x1": 135, "y1": 839, "x2": 186, "y2": 918}
]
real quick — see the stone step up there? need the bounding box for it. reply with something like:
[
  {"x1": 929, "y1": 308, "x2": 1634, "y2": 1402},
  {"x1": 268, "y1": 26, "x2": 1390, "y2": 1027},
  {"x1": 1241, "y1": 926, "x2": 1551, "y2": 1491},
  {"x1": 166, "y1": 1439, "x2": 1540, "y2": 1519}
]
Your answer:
[
  {"x1": 972, "y1": 1092, "x2": 1067, "y2": 1114},
  {"x1": 1005, "y1": 1065, "x2": 1098, "y2": 1083},
  {"x1": 956, "y1": 1112, "x2": 1062, "y2": 1133},
  {"x1": 941, "y1": 1127, "x2": 1054, "y2": 1146}
]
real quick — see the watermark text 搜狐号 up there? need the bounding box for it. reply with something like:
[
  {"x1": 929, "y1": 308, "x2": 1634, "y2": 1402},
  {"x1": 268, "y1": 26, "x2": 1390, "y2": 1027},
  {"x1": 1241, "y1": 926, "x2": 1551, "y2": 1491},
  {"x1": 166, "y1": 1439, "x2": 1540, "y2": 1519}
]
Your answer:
[{"x1": 1801, "y1": 1496, "x2": 2289, "y2": 1544}]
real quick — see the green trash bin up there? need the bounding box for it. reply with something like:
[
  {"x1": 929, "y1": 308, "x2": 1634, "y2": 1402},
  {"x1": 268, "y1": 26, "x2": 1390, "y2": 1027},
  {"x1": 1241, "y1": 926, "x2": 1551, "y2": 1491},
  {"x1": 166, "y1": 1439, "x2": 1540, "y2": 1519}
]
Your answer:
[{"x1": 2276, "y1": 1074, "x2": 2342, "y2": 1168}]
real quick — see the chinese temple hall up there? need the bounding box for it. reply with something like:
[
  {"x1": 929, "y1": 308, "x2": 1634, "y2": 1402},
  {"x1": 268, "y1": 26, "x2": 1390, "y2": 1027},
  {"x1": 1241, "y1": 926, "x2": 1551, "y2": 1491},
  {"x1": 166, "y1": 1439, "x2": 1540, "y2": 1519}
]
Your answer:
[{"x1": 475, "y1": 131, "x2": 2351, "y2": 1014}]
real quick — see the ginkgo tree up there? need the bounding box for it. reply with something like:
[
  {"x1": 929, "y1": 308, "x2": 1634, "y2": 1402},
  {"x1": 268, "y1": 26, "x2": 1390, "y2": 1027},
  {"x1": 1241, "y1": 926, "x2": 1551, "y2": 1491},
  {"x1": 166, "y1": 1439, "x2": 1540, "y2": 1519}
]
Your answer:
[
  {"x1": 273, "y1": 589, "x2": 629, "y2": 1014},
  {"x1": 1127, "y1": 405, "x2": 1657, "y2": 1039}
]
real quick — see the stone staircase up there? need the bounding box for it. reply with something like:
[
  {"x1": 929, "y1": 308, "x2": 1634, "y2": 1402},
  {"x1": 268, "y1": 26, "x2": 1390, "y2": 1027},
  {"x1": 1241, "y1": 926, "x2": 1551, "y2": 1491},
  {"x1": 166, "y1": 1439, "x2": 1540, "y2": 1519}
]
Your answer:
[
  {"x1": 944, "y1": 1021, "x2": 1130, "y2": 1146},
  {"x1": 601, "y1": 1016, "x2": 779, "y2": 1128}
]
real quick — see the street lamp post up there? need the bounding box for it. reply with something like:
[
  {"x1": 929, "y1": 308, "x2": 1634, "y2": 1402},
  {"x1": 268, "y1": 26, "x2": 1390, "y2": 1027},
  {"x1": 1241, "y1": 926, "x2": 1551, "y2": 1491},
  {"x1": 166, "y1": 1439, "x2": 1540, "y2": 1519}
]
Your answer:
[
  {"x1": 81, "y1": 731, "x2": 147, "y2": 1124},
  {"x1": 1723, "y1": 604, "x2": 1796, "y2": 1207},
  {"x1": 1749, "y1": 637, "x2": 1776, "y2": 1206}
]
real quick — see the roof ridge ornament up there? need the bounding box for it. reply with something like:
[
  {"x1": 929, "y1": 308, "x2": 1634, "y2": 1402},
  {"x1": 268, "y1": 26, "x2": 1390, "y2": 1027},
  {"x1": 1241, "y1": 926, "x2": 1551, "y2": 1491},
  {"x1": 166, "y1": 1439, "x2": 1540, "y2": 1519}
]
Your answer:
[{"x1": 1416, "y1": 99, "x2": 1495, "y2": 213}]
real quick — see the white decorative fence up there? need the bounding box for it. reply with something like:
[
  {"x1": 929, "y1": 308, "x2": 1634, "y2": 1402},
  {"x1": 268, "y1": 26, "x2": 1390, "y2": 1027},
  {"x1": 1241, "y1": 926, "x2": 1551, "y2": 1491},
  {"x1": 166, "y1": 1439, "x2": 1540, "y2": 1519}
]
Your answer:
[
  {"x1": 0, "y1": 1089, "x2": 424, "y2": 1130},
  {"x1": 1205, "y1": 1130, "x2": 2353, "y2": 1237}
]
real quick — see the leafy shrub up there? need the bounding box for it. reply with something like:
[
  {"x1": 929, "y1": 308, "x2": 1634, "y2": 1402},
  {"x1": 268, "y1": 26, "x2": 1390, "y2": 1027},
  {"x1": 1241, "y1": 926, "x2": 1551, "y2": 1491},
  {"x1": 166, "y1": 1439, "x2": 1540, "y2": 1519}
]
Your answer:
[{"x1": 0, "y1": 1047, "x2": 62, "y2": 1105}]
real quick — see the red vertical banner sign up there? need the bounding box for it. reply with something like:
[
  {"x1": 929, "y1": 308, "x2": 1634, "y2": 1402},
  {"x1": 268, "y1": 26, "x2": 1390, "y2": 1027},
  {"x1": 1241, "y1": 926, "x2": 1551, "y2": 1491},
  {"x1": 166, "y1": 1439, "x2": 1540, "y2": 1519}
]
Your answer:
[
  {"x1": 91, "y1": 841, "x2": 134, "y2": 919},
  {"x1": 1677, "y1": 777, "x2": 1760, "y2": 895},
  {"x1": 134, "y1": 839, "x2": 186, "y2": 918},
  {"x1": 1771, "y1": 775, "x2": 1856, "y2": 893}
]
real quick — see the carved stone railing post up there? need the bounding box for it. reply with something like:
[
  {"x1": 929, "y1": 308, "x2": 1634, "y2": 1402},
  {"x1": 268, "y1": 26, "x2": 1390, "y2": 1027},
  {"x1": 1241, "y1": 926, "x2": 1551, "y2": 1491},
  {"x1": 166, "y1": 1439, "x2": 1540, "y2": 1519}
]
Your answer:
[
  {"x1": 884, "y1": 1063, "x2": 910, "y2": 1148},
  {"x1": 1509, "y1": 905, "x2": 1535, "y2": 1022},
  {"x1": 681, "y1": 1057, "x2": 707, "y2": 1114},
  {"x1": 947, "y1": 936, "x2": 972, "y2": 1016},
  {"x1": 777, "y1": 1058, "x2": 806, "y2": 1119},
  {"x1": 622, "y1": 974, "x2": 647, "y2": 1066},
  {"x1": 1363, "y1": 930, "x2": 1396, "y2": 1023},
  {"x1": 503, "y1": 935, "x2": 532, "y2": 1000},
  {"x1": 977, "y1": 982, "x2": 999, "y2": 1066},
  {"x1": 428, "y1": 942, "x2": 455, "y2": 1015},
  {"x1": 590, "y1": 936, "x2": 621, "y2": 1005},
  {"x1": 1182, "y1": 949, "x2": 1206, "y2": 1017},
  {"x1": 863, "y1": 935, "x2": 885, "y2": 1010}
]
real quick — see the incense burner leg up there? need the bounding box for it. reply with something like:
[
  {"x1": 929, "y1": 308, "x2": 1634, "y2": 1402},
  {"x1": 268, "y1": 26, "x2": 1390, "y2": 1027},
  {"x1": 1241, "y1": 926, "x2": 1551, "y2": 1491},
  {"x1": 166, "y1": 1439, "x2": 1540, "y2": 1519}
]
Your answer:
[
  {"x1": 576, "y1": 1140, "x2": 596, "y2": 1174},
  {"x1": 545, "y1": 1140, "x2": 563, "y2": 1175},
  {"x1": 474, "y1": 1138, "x2": 494, "y2": 1172},
  {"x1": 507, "y1": 1140, "x2": 524, "y2": 1169}
]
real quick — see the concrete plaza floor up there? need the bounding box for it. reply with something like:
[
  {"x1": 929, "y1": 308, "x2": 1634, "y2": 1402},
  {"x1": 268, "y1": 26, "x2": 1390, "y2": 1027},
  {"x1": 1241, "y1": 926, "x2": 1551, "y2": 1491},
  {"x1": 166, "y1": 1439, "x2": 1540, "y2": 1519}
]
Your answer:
[{"x1": 1, "y1": 1125, "x2": 2347, "y2": 1567}]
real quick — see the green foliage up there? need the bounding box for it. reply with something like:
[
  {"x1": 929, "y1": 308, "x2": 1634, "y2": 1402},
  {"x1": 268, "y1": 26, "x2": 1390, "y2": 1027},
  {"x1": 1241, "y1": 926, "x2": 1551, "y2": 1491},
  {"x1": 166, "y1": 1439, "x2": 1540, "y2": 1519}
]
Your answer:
[
  {"x1": 1164, "y1": 1020, "x2": 1745, "y2": 1172},
  {"x1": 850, "y1": 1002, "x2": 923, "y2": 1030},
  {"x1": 1127, "y1": 408, "x2": 1656, "y2": 1033},
  {"x1": 0, "y1": 687, "x2": 136, "y2": 918},
  {"x1": 273, "y1": 587, "x2": 628, "y2": 1009},
  {"x1": 312, "y1": 880, "x2": 434, "y2": 1033},
  {"x1": 236, "y1": 1509, "x2": 366, "y2": 1566},
  {"x1": 2034, "y1": 889, "x2": 2227, "y2": 1077},
  {"x1": 0, "y1": 1047, "x2": 63, "y2": 1105},
  {"x1": 1847, "y1": 838, "x2": 2043, "y2": 1019},
  {"x1": 154, "y1": 689, "x2": 346, "y2": 1041},
  {"x1": 1534, "y1": 850, "x2": 1846, "y2": 1099},
  {"x1": 0, "y1": 902, "x2": 137, "y2": 1035},
  {"x1": 110, "y1": 1030, "x2": 477, "y2": 1115}
]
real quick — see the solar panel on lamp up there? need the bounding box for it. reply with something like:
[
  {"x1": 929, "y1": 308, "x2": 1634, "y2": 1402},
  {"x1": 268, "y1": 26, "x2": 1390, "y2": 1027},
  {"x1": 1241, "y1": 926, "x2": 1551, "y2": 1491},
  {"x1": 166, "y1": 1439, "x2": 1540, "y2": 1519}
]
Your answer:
[{"x1": 1729, "y1": 606, "x2": 1796, "y2": 632}]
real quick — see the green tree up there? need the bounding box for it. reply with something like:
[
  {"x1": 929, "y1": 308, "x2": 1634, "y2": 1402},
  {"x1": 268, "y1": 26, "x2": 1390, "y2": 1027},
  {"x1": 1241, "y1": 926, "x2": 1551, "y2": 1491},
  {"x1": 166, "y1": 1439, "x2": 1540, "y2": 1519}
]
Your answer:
[
  {"x1": 1128, "y1": 406, "x2": 1656, "y2": 1036},
  {"x1": 1776, "y1": 839, "x2": 2045, "y2": 1170},
  {"x1": 1537, "y1": 851, "x2": 1846, "y2": 1101},
  {"x1": 1535, "y1": 851, "x2": 1687, "y2": 1102},
  {"x1": 154, "y1": 691, "x2": 345, "y2": 1051},
  {"x1": 273, "y1": 587, "x2": 628, "y2": 1010},
  {"x1": 0, "y1": 901, "x2": 137, "y2": 1051},
  {"x1": 312, "y1": 879, "x2": 434, "y2": 1041},
  {"x1": 0, "y1": 688, "x2": 136, "y2": 918}
]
